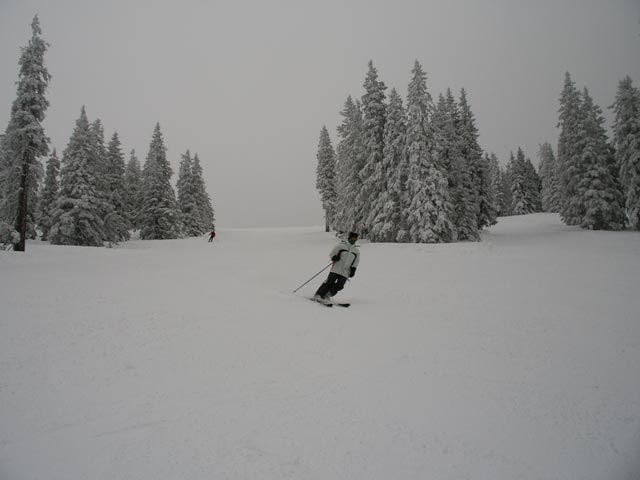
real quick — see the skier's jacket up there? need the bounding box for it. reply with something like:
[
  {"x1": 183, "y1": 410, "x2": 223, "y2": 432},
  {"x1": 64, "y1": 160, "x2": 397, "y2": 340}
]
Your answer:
[{"x1": 329, "y1": 239, "x2": 360, "y2": 279}]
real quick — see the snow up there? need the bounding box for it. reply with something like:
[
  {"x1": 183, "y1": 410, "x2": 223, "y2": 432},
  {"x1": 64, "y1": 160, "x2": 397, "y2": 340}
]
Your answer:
[{"x1": 1, "y1": 213, "x2": 639, "y2": 479}]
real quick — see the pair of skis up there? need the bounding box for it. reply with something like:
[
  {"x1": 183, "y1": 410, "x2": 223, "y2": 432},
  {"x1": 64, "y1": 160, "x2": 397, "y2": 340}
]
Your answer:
[{"x1": 309, "y1": 297, "x2": 350, "y2": 308}]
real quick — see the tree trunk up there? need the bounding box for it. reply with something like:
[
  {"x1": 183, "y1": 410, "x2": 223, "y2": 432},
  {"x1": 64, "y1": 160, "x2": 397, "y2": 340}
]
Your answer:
[{"x1": 13, "y1": 154, "x2": 29, "y2": 252}]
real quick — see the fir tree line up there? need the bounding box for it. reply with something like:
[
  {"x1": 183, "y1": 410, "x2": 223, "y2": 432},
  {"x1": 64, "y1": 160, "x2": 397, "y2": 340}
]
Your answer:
[
  {"x1": 0, "y1": 17, "x2": 216, "y2": 250},
  {"x1": 316, "y1": 60, "x2": 499, "y2": 243},
  {"x1": 317, "y1": 64, "x2": 640, "y2": 238},
  {"x1": 43, "y1": 113, "x2": 216, "y2": 246},
  {"x1": 536, "y1": 73, "x2": 640, "y2": 231}
]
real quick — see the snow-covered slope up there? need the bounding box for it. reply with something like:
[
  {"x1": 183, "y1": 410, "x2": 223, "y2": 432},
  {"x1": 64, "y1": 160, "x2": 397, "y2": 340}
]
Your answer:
[{"x1": 1, "y1": 213, "x2": 639, "y2": 479}]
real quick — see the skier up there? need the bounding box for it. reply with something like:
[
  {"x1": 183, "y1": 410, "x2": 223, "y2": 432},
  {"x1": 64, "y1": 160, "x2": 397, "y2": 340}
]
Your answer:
[
  {"x1": 313, "y1": 231, "x2": 360, "y2": 303},
  {"x1": 208, "y1": 230, "x2": 216, "y2": 242}
]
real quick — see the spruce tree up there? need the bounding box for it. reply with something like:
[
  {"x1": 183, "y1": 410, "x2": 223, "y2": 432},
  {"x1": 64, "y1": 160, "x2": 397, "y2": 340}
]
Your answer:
[
  {"x1": 357, "y1": 61, "x2": 387, "y2": 237},
  {"x1": 139, "y1": 124, "x2": 182, "y2": 240},
  {"x1": 370, "y1": 88, "x2": 407, "y2": 242},
  {"x1": 458, "y1": 89, "x2": 485, "y2": 233},
  {"x1": 436, "y1": 89, "x2": 475, "y2": 240},
  {"x1": 611, "y1": 76, "x2": 640, "y2": 229},
  {"x1": 192, "y1": 153, "x2": 215, "y2": 232},
  {"x1": 334, "y1": 96, "x2": 364, "y2": 233},
  {"x1": 104, "y1": 132, "x2": 130, "y2": 242},
  {"x1": 500, "y1": 161, "x2": 514, "y2": 216},
  {"x1": 509, "y1": 148, "x2": 541, "y2": 215},
  {"x1": 557, "y1": 72, "x2": 585, "y2": 225},
  {"x1": 124, "y1": 149, "x2": 143, "y2": 229},
  {"x1": 486, "y1": 153, "x2": 504, "y2": 217},
  {"x1": 177, "y1": 150, "x2": 201, "y2": 236},
  {"x1": 88, "y1": 119, "x2": 119, "y2": 243},
  {"x1": 0, "y1": 16, "x2": 50, "y2": 251},
  {"x1": 538, "y1": 142, "x2": 561, "y2": 212},
  {"x1": 576, "y1": 88, "x2": 625, "y2": 230},
  {"x1": 315, "y1": 126, "x2": 337, "y2": 232},
  {"x1": 404, "y1": 61, "x2": 454, "y2": 243},
  {"x1": 37, "y1": 148, "x2": 60, "y2": 240},
  {"x1": 477, "y1": 153, "x2": 498, "y2": 228},
  {"x1": 49, "y1": 107, "x2": 105, "y2": 246}
]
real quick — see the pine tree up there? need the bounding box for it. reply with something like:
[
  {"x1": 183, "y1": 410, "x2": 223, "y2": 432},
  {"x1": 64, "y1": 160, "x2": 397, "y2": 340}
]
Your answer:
[
  {"x1": 611, "y1": 76, "x2": 640, "y2": 229},
  {"x1": 104, "y1": 132, "x2": 130, "y2": 242},
  {"x1": 124, "y1": 149, "x2": 143, "y2": 229},
  {"x1": 500, "y1": 161, "x2": 514, "y2": 216},
  {"x1": 509, "y1": 148, "x2": 541, "y2": 215},
  {"x1": 458, "y1": 89, "x2": 485, "y2": 233},
  {"x1": 576, "y1": 88, "x2": 625, "y2": 230},
  {"x1": 315, "y1": 126, "x2": 337, "y2": 232},
  {"x1": 538, "y1": 142, "x2": 561, "y2": 212},
  {"x1": 334, "y1": 96, "x2": 365, "y2": 232},
  {"x1": 177, "y1": 150, "x2": 201, "y2": 236},
  {"x1": 49, "y1": 107, "x2": 105, "y2": 246},
  {"x1": 139, "y1": 124, "x2": 182, "y2": 240},
  {"x1": 435, "y1": 89, "x2": 475, "y2": 240},
  {"x1": 557, "y1": 72, "x2": 585, "y2": 225},
  {"x1": 477, "y1": 153, "x2": 498, "y2": 228},
  {"x1": 486, "y1": 153, "x2": 504, "y2": 217},
  {"x1": 370, "y1": 88, "x2": 407, "y2": 242},
  {"x1": 523, "y1": 154, "x2": 542, "y2": 212},
  {"x1": 37, "y1": 148, "x2": 60, "y2": 240},
  {"x1": 192, "y1": 153, "x2": 215, "y2": 232},
  {"x1": 0, "y1": 16, "x2": 50, "y2": 251},
  {"x1": 404, "y1": 61, "x2": 454, "y2": 243},
  {"x1": 357, "y1": 61, "x2": 387, "y2": 237}
]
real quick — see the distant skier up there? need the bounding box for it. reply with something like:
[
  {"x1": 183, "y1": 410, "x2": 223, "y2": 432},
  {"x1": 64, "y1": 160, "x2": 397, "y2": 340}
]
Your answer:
[
  {"x1": 313, "y1": 231, "x2": 360, "y2": 303},
  {"x1": 208, "y1": 230, "x2": 216, "y2": 242}
]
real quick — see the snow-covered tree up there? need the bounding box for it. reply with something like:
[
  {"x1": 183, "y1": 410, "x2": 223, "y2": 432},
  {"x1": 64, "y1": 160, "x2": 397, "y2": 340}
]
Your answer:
[
  {"x1": 611, "y1": 76, "x2": 640, "y2": 229},
  {"x1": 192, "y1": 153, "x2": 215, "y2": 232},
  {"x1": 369, "y1": 88, "x2": 407, "y2": 242},
  {"x1": 477, "y1": 152, "x2": 498, "y2": 228},
  {"x1": 356, "y1": 61, "x2": 387, "y2": 237},
  {"x1": 103, "y1": 132, "x2": 130, "y2": 242},
  {"x1": 334, "y1": 96, "x2": 365, "y2": 233},
  {"x1": 538, "y1": 142, "x2": 561, "y2": 213},
  {"x1": 49, "y1": 107, "x2": 105, "y2": 246},
  {"x1": 576, "y1": 88, "x2": 625, "y2": 230},
  {"x1": 404, "y1": 61, "x2": 454, "y2": 243},
  {"x1": 509, "y1": 148, "x2": 541, "y2": 215},
  {"x1": 500, "y1": 161, "x2": 513, "y2": 216},
  {"x1": 0, "y1": 16, "x2": 50, "y2": 251},
  {"x1": 177, "y1": 150, "x2": 201, "y2": 236},
  {"x1": 37, "y1": 148, "x2": 60, "y2": 240},
  {"x1": 557, "y1": 72, "x2": 585, "y2": 225},
  {"x1": 458, "y1": 89, "x2": 486, "y2": 232},
  {"x1": 434, "y1": 89, "x2": 475, "y2": 240},
  {"x1": 124, "y1": 149, "x2": 143, "y2": 229},
  {"x1": 315, "y1": 126, "x2": 337, "y2": 232},
  {"x1": 486, "y1": 152, "x2": 504, "y2": 217},
  {"x1": 139, "y1": 124, "x2": 182, "y2": 240}
]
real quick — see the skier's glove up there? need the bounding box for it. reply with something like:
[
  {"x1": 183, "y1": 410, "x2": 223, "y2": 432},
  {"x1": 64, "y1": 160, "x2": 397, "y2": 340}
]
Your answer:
[
  {"x1": 349, "y1": 267, "x2": 356, "y2": 277},
  {"x1": 331, "y1": 253, "x2": 341, "y2": 262}
]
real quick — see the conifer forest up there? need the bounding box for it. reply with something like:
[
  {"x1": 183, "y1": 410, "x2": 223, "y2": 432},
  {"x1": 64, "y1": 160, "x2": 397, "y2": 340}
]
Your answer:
[
  {"x1": 315, "y1": 61, "x2": 640, "y2": 242},
  {"x1": 0, "y1": 17, "x2": 215, "y2": 250},
  {"x1": 2, "y1": 18, "x2": 640, "y2": 250}
]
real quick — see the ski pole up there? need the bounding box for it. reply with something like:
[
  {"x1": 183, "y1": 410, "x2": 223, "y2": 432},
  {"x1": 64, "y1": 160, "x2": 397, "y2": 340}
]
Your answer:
[{"x1": 292, "y1": 262, "x2": 332, "y2": 293}]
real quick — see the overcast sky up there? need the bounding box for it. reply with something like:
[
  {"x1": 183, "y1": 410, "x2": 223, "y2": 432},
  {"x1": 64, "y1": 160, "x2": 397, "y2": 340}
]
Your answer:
[{"x1": 1, "y1": 0, "x2": 639, "y2": 228}]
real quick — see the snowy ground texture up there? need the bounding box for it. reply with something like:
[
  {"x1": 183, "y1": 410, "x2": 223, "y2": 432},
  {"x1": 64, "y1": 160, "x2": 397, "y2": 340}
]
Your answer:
[{"x1": 1, "y1": 213, "x2": 639, "y2": 480}]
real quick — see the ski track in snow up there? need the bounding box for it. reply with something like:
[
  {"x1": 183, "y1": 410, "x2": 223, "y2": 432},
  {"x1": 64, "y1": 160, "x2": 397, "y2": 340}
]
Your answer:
[{"x1": 1, "y1": 213, "x2": 639, "y2": 479}]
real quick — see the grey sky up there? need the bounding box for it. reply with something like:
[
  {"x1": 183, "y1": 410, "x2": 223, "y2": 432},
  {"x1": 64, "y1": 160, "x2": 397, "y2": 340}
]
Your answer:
[{"x1": 1, "y1": 0, "x2": 639, "y2": 228}]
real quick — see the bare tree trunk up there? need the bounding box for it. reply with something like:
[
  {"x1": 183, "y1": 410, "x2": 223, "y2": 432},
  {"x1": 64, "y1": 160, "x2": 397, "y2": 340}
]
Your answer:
[{"x1": 13, "y1": 154, "x2": 29, "y2": 252}]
